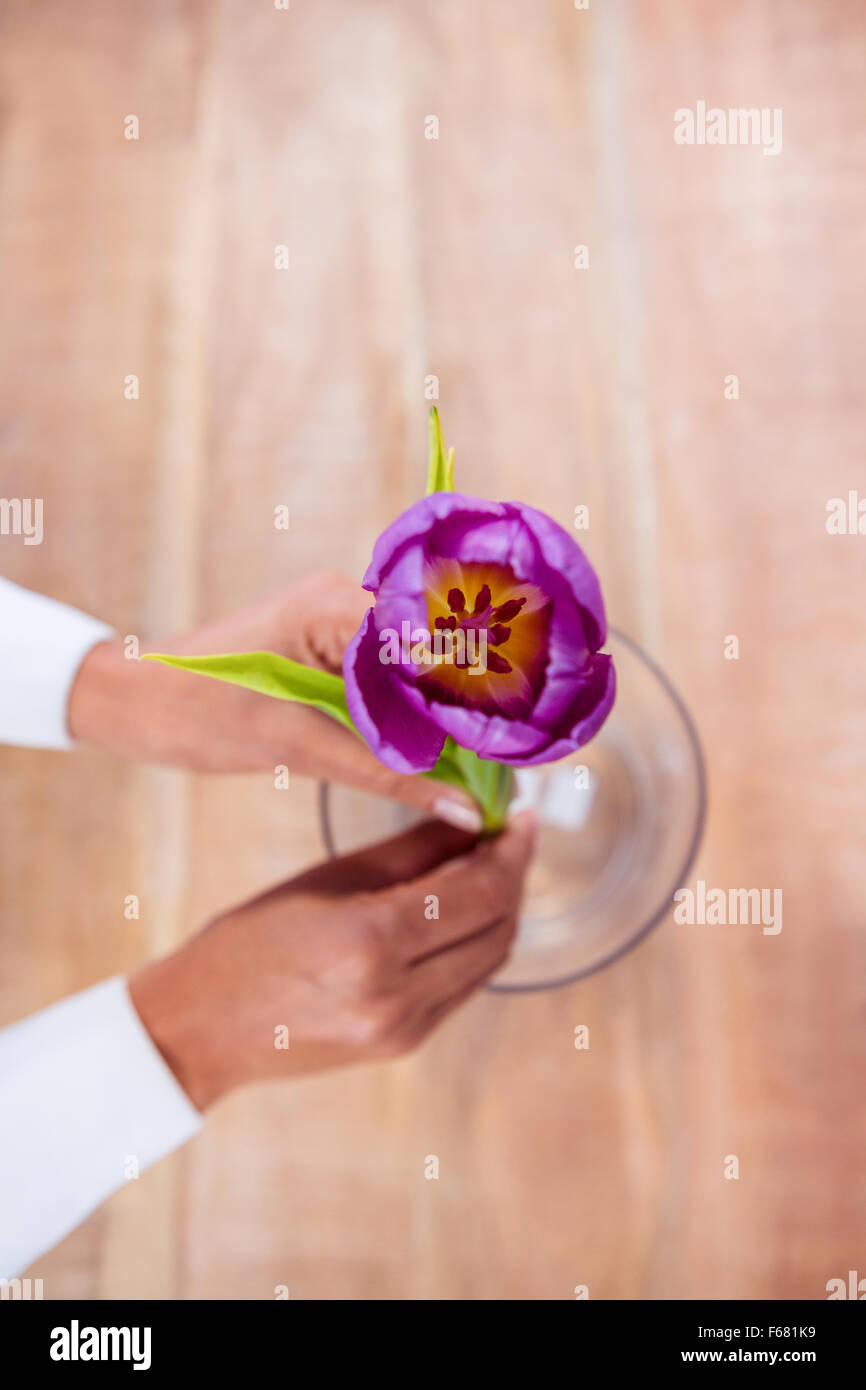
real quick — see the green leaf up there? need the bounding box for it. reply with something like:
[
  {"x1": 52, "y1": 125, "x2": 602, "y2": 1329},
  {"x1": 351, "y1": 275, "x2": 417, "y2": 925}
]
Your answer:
[
  {"x1": 425, "y1": 407, "x2": 456, "y2": 494},
  {"x1": 444, "y1": 446, "x2": 455, "y2": 490},
  {"x1": 141, "y1": 651, "x2": 357, "y2": 734}
]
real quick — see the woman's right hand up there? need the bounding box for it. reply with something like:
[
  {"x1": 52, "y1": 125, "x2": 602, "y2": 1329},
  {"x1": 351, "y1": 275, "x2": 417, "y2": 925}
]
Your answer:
[{"x1": 129, "y1": 811, "x2": 537, "y2": 1110}]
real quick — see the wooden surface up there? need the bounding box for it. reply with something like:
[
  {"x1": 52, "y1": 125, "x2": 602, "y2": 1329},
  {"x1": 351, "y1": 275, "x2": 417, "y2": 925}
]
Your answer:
[{"x1": 1, "y1": 0, "x2": 864, "y2": 1299}]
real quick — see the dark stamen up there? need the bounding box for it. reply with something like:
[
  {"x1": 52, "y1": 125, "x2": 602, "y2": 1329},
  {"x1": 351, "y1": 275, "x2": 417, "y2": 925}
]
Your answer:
[
  {"x1": 434, "y1": 615, "x2": 457, "y2": 630},
  {"x1": 492, "y1": 596, "x2": 526, "y2": 623},
  {"x1": 488, "y1": 623, "x2": 511, "y2": 646},
  {"x1": 447, "y1": 587, "x2": 466, "y2": 613},
  {"x1": 486, "y1": 651, "x2": 513, "y2": 675},
  {"x1": 472, "y1": 584, "x2": 491, "y2": 615}
]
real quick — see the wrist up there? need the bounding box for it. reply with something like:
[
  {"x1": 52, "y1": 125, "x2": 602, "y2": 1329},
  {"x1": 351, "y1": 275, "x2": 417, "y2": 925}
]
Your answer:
[
  {"x1": 67, "y1": 636, "x2": 200, "y2": 766},
  {"x1": 129, "y1": 949, "x2": 228, "y2": 1112},
  {"x1": 67, "y1": 638, "x2": 131, "y2": 748}
]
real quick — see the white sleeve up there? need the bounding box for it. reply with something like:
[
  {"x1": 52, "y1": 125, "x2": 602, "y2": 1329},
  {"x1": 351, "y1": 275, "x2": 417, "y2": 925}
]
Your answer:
[
  {"x1": 0, "y1": 577, "x2": 115, "y2": 749},
  {"x1": 0, "y1": 977, "x2": 202, "y2": 1277}
]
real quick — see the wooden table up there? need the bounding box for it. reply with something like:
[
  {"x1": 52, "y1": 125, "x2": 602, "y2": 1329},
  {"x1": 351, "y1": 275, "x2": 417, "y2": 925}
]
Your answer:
[{"x1": 1, "y1": 0, "x2": 863, "y2": 1299}]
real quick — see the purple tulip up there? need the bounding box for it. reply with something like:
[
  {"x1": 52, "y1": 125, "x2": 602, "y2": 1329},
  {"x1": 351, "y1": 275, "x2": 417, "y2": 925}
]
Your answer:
[{"x1": 343, "y1": 492, "x2": 615, "y2": 774}]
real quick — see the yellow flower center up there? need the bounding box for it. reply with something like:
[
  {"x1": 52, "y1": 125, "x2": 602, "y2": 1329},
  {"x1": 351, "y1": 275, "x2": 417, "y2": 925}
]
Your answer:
[{"x1": 417, "y1": 559, "x2": 551, "y2": 717}]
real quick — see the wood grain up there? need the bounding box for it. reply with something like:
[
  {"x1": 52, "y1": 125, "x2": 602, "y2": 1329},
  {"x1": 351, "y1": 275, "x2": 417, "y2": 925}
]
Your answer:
[{"x1": 1, "y1": 0, "x2": 863, "y2": 1299}]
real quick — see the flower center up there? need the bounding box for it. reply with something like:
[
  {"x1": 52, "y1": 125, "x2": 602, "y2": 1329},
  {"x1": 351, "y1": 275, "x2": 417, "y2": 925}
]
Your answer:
[
  {"x1": 433, "y1": 583, "x2": 526, "y2": 675},
  {"x1": 417, "y1": 559, "x2": 551, "y2": 718}
]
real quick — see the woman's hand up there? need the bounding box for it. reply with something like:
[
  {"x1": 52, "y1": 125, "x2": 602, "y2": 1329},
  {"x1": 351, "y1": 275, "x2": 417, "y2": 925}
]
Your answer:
[
  {"x1": 129, "y1": 813, "x2": 537, "y2": 1109},
  {"x1": 67, "y1": 570, "x2": 482, "y2": 831}
]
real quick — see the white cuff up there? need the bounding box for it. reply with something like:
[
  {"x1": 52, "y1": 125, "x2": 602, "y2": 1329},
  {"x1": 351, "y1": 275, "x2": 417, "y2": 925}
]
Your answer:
[
  {"x1": 0, "y1": 976, "x2": 202, "y2": 1277},
  {"x1": 0, "y1": 577, "x2": 115, "y2": 749}
]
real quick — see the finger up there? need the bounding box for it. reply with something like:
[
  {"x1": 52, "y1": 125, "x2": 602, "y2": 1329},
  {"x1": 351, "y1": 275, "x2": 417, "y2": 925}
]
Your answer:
[
  {"x1": 295, "y1": 574, "x2": 371, "y2": 673},
  {"x1": 357, "y1": 755, "x2": 484, "y2": 834},
  {"x1": 305, "y1": 603, "x2": 371, "y2": 674},
  {"x1": 407, "y1": 908, "x2": 518, "y2": 1007},
  {"x1": 384, "y1": 809, "x2": 537, "y2": 960},
  {"x1": 290, "y1": 816, "x2": 480, "y2": 896},
  {"x1": 287, "y1": 704, "x2": 483, "y2": 833}
]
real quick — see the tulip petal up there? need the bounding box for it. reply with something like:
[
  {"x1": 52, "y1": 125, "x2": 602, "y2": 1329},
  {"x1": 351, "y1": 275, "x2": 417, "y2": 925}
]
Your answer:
[
  {"x1": 504, "y1": 502, "x2": 607, "y2": 649},
  {"x1": 343, "y1": 609, "x2": 446, "y2": 774},
  {"x1": 403, "y1": 652, "x2": 615, "y2": 766},
  {"x1": 363, "y1": 493, "x2": 505, "y2": 592}
]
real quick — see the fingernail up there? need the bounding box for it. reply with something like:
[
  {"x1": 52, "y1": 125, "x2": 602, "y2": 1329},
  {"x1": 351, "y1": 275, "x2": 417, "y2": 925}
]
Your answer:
[{"x1": 433, "y1": 797, "x2": 484, "y2": 833}]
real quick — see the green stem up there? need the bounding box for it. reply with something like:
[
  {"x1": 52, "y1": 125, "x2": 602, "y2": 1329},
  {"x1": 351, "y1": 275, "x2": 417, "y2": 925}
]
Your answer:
[
  {"x1": 485, "y1": 762, "x2": 515, "y2": 833},
  {"x1": 425, "y1": 738, "x2": 514, "y2": 833}
]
